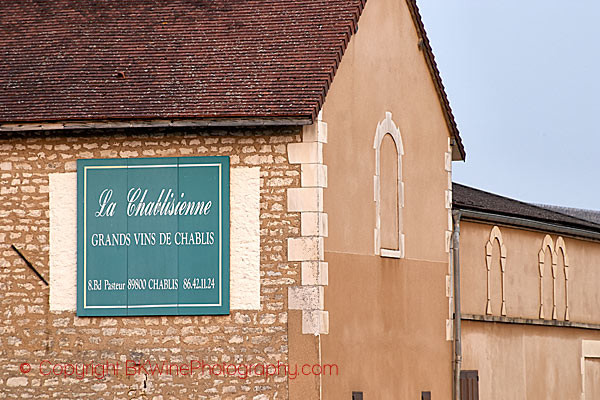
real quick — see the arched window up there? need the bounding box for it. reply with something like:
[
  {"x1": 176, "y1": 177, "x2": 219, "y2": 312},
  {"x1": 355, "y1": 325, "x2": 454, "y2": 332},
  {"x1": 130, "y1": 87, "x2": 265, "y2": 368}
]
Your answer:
[{"x1": 373, "y1": 112, "x2": 404, "y2": 258}]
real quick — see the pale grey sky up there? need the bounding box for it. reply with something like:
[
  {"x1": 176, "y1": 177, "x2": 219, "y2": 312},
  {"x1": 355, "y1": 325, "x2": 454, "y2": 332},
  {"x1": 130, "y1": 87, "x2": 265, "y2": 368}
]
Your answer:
[{"x1": 417, "y1": 1, "x2": 600, "y2": 210}]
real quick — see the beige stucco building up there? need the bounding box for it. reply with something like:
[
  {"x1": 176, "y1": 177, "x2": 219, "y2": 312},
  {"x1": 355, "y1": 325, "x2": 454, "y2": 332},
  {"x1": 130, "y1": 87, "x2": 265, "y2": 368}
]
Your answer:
[{"x1": 453, "y1": 183, "x2": 600, "y2": 400}]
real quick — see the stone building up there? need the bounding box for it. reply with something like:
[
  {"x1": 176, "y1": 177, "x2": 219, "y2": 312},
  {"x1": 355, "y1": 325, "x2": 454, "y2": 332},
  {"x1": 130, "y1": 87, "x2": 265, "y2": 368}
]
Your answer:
[
  {"x1": 0, "y1": 0, "x2": 466, "y2": 398},
  {"x1": 3, "y1": 0, "x2": 600, "y2": 399}
]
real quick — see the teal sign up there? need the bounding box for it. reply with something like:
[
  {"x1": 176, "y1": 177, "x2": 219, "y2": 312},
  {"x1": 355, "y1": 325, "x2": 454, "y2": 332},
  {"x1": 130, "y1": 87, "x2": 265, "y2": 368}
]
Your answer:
[{"x1": 77, "y1": 156, "x2": 230, "y2": 316}]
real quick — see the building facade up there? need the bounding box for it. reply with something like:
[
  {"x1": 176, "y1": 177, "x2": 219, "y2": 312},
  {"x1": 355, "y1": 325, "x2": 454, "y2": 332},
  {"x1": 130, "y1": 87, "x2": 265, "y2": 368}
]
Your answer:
[
  {"x1": 454, "y1": 184, "x2": 600, "y2": 400},
  {"x1": 0, "y1": 0, "x2": 465, "y2": 399},
  {"x1": 3, "y1": 1, "x2": 599, "y2": 399}
]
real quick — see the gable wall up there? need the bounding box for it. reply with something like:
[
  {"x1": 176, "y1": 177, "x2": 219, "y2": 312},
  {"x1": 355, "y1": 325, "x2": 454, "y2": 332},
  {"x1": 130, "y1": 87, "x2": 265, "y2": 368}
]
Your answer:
[{"x1": 299, "y1": 0, "x2": 457, "y2": 397}]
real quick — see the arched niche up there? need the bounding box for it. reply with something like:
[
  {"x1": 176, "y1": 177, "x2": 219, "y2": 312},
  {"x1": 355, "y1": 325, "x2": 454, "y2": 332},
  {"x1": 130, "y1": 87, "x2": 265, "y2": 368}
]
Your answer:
[
  {"x1": 485, "y1": 226, "x2": 507, "y2": 316},
  {"x1": 373, "y1": 112, "x2": 404, "y2": 258}
]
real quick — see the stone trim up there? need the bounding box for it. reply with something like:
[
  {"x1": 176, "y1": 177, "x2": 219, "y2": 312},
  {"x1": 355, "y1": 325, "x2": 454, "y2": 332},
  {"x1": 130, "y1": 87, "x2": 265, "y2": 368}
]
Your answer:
[
  {"x1": 582, "y1": 340, "x2": 600, "y2": 399},
  {"x1": 537, "y1": 235, "x2": 570, "y2": 321},
  {"x1": 288, "y1": 237, "x2": 324, "y2": 261},
  {"x1": 446, "y1": 137, "x2": 454, "y2": 340},
  {"x1": 287, "y1": 114, "x2": 329, "y2": 335},
  {"x1": 288, "y1": 188, "x2": 324, "y2": 212},
  {"x1": 48, "y1": 168, "x2": 263, "y2": 312},
  {"x1": 373, "y1": 112, "x2": 404, "y2": 258},
  {"x1": 301, "y1": 261, "x2": 329, "y2": 286},
  {"x1": 445, "y1": 138, "x2": 453, "y2": 254},
  {"x1": 49, "y1": 173, "x2": 77, "y2": 312}
]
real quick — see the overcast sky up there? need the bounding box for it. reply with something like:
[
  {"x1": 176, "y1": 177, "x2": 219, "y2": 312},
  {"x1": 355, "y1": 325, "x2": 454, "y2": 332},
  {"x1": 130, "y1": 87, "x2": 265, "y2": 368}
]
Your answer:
[{"x1": 417, "y1": 1, "x2": 600, "y2": 210}]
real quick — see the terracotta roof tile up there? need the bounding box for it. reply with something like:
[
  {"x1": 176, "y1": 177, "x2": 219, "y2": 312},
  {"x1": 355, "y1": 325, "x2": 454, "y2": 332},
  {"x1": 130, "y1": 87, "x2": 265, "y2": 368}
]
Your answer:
[{"x1": 0, "y1": 0, "x2": 365, "y2": 123}]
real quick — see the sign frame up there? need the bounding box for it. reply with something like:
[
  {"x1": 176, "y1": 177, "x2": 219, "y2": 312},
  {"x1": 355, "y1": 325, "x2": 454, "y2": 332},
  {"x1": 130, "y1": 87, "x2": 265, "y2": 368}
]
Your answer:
[{"x1": 76, "y1": 156, "x2": 230, "y2": 316}]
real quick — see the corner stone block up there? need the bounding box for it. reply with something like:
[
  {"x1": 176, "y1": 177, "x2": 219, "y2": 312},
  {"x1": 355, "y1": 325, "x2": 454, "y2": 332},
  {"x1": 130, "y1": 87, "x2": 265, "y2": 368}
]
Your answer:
[
  {"x1": 301, "y1": 261, "x2": 328, "y2": 285},
  {"x1": 302, "y1": 310, "x2": 329, "y2": 335},
  {"x1": 288, "y1": 187, "x2": 323, "y2": 212},
  {"x1": 301, "y1": 164, "x2": 327, "y2": 188},
  {"x1": 287, "y1": 142, "x2": 323, "y2": 164},
  {"x1": 445, "y1": 151, "x2": 452, "y2": 172},
  {"x1": 288, "y1": 286, "x2": 324, "y2": 310},
  {"x1": 302, "y1": 121, "x2": 328, "y2": 143},
  {"x1": 445, "y1": 231, "x2": 452, "y2": 253},
  {"x1": 288, "y1": 237, "x2": 324, "y2": 261},
  {"x1": 300, "y1": 212, "x2": 328, "y2": 237},
  {"x1": 445, "y1": 189, "x2": 452, "y2": 209},
  {"x1": 446, "y1": 319, "x2": 453, "y2": 341}
]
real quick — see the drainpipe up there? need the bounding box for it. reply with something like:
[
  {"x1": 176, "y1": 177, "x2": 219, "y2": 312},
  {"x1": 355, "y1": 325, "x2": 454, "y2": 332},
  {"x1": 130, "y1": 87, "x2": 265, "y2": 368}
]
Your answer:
[{"x1": 452, "y1": 211, "x2": 462, "y2": 400}]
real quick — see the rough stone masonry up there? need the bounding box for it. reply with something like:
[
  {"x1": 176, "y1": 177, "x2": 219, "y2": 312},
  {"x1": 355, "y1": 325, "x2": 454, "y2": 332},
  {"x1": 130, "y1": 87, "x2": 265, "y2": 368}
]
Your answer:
[{"x1": 0, "y1": 126, "x2": 303, "y2": 399}]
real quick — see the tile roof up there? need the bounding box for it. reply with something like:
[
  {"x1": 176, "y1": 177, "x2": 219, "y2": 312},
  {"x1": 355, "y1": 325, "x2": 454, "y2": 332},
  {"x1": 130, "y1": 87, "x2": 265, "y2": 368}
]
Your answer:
[
  {"x1": 535, "y1": 204, "x2": 600, "y2": 226},
  {"x1": 0, "y1": 0, "x2": 365, "y2": 123},
  {"x1": 452, "y1": 183, "x2": 600, "y2": 233}
]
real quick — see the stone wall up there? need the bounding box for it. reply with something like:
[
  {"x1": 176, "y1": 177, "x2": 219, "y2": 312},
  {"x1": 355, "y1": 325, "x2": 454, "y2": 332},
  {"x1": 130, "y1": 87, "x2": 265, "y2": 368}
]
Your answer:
[{"x1": 0, "y1": 126, "x2": 302, "y2": 399}]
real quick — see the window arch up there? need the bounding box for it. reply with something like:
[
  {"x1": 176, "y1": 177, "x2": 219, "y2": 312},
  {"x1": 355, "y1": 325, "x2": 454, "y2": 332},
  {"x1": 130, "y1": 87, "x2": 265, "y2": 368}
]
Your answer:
[{"x1": 373, "y1": 112, "x2": 404, "y2": 258}]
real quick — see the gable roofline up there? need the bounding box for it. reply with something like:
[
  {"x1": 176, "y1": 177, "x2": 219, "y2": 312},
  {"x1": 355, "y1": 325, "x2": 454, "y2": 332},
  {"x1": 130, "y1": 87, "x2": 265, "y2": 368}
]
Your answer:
[{"x1": 405, "y1": 0, "x2": 466, "y2": 161}]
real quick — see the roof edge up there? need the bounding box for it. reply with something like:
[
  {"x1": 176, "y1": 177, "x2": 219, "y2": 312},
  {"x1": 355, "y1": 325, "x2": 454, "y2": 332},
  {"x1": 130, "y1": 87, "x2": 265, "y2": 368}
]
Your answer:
[
  {"x1": 453, "y1": 182, "x2": 600, "y2": 228},
  {"x1": 405, "y1": 0, "x2": 466, "y2": 161},
  {"x1": 0, "y1": 117, "x2": 314, "y2": 132},
  {"x1": 310, "y1": 0, "x2": 366, "y2": 122},
  {"x1": 454, "y1": 208, "x2": 600, "y2": 242}
]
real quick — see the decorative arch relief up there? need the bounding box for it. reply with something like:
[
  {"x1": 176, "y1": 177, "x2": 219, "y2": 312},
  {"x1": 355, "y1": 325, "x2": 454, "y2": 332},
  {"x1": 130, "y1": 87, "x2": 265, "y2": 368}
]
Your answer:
[
  {"x1": 485, "y1": 226, "x2": 507, "y2": 316},
  {"x1": 538, "y1": 235, "x2": 557, "y2": 320},
  {"x1": 373, "y1": 112, "x2": 404, "y2": 258},
  {"x1": 538, "y1": 235, "x2": 570, "y2": 320},
  {"x1": 555, "y1": 236, "x2": 570, "y2": 321}
]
